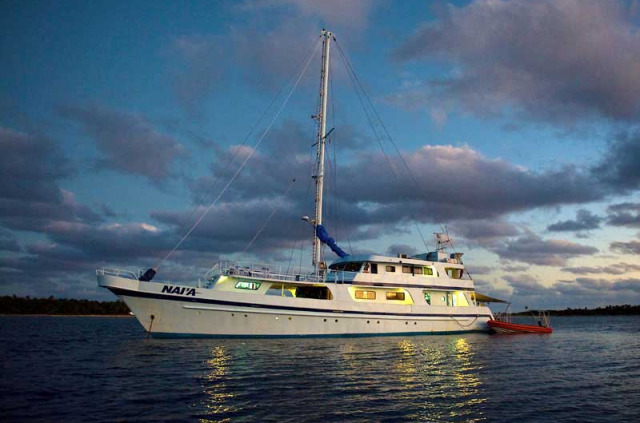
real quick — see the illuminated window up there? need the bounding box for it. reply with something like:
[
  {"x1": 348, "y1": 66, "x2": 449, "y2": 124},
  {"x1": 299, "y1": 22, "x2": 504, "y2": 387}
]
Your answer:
[
  {"x1": 235, "y1": 281, "x2": 261, "y2": 290},
  {"x1": 355, "y1": 290, "x2": 376, "y2": 300},
  {"x1": 402, "y1": 266, "x2": 412, "y2": 274},
  {"x1": 386, "y1": 292, "x2": 405, "y2": 301},
  {"x1": 424, "y1": 267, "x2": 434, "y2": 276},
  {"x1": 385, "y1": 265, "x2": 396, "y2": 272},
  {"x1": 424, "y1": 292, "x2": 431, "y2": 305}
]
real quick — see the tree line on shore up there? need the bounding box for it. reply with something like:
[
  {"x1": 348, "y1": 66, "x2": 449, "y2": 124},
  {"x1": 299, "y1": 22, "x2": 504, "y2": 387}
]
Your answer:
[
  {"x1": 514, "y1": 304, "x2": 640, "y2": 316},
  {"x1": 0, "y1": 295, "x2": 131, "y2": 315}
]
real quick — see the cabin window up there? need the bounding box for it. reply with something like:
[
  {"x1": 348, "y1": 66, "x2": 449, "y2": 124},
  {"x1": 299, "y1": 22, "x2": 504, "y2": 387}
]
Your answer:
[
  {"x1": 424, "y1": 267, "x2": 434, "y2": 276},
  {"x1": 385, "y1": 265, "x2": 396, "y2": 273},
  {"x1": 235, "y1": 281, "x2": 261, "y2": 290},
  {"x1": 343, "y1": 262, "x2": 363, "y2": 272},
  {"x1": 402, "y1": 266, "x2": 412, "y2": 274},
  {"x1": 414, "y1": 267, "x2": 423, "y2": 275},
  {"x1": 329, "y1": 263, "x2": 345, "y2": 271},
  {"x1": 355, "y1": 290, "x2": 376, "y2": 300},
  {"x1": 386, "y1": 292, "x2": 405, "y2": 301},
  {"x1": 371, "y1": 263, "x2": 378, "y2": 274},
  {"x1": 446, "y1": 268, "x2": 463, "y2": 279},
  {"x1": 424, "y1": 292, "x2": 431, "y2": 305}
]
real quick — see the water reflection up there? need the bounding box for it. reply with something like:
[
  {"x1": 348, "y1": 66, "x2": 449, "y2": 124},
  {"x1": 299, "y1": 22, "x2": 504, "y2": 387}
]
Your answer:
[
  {"x1": 392, "y1": 337, "x2": 487, "y2": 422},
  {"x1": 200, "y1": 345, "x2": 235, "y2": 422}
]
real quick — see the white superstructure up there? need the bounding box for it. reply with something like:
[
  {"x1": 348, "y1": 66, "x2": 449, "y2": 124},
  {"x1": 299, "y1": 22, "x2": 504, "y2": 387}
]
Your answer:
[{"x1": 96, "y1": 30, "x2": 493, "y2": 337}]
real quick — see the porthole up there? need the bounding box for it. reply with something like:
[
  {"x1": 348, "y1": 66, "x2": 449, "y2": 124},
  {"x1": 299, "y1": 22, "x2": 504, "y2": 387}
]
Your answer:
[
  {"x1": 377, "y1": 320, "x2": 380, "y2": 324},
  {"x1": 335, "y1": 319, "x2": 338, "y2": 322},
  {"x1": 324, "y1": 318, "x2": 327, "y2": 322},
  {"x1": 288, "y1": 317, "x2": 292, "y2": 321},
  {"x1": 367, "y1": 320, "x2": 370, "y2": 324}
]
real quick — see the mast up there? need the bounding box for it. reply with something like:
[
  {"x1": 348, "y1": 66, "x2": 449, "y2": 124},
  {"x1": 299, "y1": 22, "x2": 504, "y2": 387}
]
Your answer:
[{"x1": 312, "y1": 29, "x2": 332, "y2": 268}]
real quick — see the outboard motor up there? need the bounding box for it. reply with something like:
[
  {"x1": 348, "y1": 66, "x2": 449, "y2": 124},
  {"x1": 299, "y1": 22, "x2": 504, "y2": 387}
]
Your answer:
[{"x1": 139, "y1": 268, "x2": 156, "y2": 282}]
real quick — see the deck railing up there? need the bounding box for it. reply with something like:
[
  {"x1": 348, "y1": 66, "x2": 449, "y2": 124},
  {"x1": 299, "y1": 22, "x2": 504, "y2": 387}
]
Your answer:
[
  {"x1": 96, "y1": 267, "x2": 141, "y2": 280},
  {"x1": 205, "y1": 261, "x2": 359, "y2": 284}
]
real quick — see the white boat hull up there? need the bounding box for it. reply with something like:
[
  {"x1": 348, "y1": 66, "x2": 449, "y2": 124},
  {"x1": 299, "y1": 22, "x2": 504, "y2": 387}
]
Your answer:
[{"x1": 99, "y1": 274, "x2": 492, "y2": 338}]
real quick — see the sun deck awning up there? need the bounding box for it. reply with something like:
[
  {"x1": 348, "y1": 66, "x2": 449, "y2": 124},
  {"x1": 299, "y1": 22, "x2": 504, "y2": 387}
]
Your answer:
[{"x1": 473, "y1": 292, "x2": 508, "y2": 303}]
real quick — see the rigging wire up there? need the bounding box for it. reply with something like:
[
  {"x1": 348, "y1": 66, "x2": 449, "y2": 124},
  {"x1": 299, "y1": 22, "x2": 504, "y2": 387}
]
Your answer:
[
  {"x1": 155, "y1": 38, "x2": 322, "y2": 270},
  {"x1": 175, "y1": 37, "x2": 324, "y2": 250},
  {"x1": 243, "y1": 178, "x2": 297, "y2": 253},
  {"x1": 334, "y1": 40, "x2": 434, "y2": 252}
]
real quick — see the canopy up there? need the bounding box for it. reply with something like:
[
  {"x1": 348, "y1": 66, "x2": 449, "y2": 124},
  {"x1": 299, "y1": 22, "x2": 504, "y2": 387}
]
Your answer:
[{"x1": 473, "y1": 292, "x2": 508, "y2": 303}]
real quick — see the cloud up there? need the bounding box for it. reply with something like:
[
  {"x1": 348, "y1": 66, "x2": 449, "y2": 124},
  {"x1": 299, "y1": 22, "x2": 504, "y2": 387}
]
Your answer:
[
  {"x1": 392, "y1": 0, "x2": 640, "y2": 124},
  {"x1": 385, "y1": 244, "x2": 418, "y2": 257},
  {"x1": 449, "y1": 219, "x2": 521, "y2": 246},
  {"x1": 0, "y1": 229, "x2": 20, "y2": 252},
  {"x1": 169, "y1": 35, "x2": 225, "y2": 115},
  {"x1": 547, "y1": 209, "x2": 602, "y2": 232},
  {"x1": 240, "y1": 0, "x2": 377, "y2": 32},
  {"x1": 610, "y1": 240, "x2": 640, "y2": 255},
  {"x1": 492, "y1": 233, "x2": 598, "y2": 266},
  {"x1": 60, "y1": 105, "x2": 187, "y2": 183},
  {"x1": 592, "y1": 131, "x2": 640, "y2": 191},
  {"x1": 0, "y1": 127, "x2": 71, "y2": 203},
  {"x1": 503, "y1": 274, "x2": 551, "y2": 296},
  {"x1": 606, "y1": 202, "x2": 640, "y2": 227},
  {"x1": 562, "y1": 262, "x2": 640, "y2": 275},
  {"x1": 0, "y1": 127, "x2": 102, "y2": 232}
]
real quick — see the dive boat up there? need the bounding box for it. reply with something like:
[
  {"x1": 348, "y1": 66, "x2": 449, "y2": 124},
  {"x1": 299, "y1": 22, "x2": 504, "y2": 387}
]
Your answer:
[
  {"x1": 488, "y1": 306, "x2": 553, "y2": 334},
  {"x1": 487, "y1": 320, "x2": 553, "y2": 334},
  {"x1": 96, "y1": 30, "x2": 495, "y2": 337}
]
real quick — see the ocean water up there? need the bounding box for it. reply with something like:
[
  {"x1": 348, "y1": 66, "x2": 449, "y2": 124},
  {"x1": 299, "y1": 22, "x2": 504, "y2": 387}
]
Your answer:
[{"x1": 1, "y1": 316, "x2": 639, "y2": 422}]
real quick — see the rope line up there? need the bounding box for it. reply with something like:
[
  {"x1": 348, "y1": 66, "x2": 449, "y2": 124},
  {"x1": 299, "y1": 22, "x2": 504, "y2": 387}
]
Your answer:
[
  {"x1": 155, "y1": 38, "x2": 321, "y2": 270},
  {"x1": 243, "y1": 178, "x2": 297, "y2": 253}
]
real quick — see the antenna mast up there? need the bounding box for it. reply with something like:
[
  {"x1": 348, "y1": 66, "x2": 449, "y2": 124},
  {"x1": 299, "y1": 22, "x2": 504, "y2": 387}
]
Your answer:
[{"x1": 312, "y1": 29, "x2": 332, "y2": 268}]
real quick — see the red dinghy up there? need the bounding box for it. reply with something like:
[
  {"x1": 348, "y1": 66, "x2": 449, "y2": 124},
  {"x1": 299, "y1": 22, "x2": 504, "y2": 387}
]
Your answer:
[{"x1": 488, "y1": 319, "x2": 553, "y2": 334}]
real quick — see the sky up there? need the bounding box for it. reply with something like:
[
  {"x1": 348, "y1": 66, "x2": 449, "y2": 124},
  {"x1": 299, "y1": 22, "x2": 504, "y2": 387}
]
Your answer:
[{"x1": 1, "y1": 0, "x2": 640, "y2": 311}]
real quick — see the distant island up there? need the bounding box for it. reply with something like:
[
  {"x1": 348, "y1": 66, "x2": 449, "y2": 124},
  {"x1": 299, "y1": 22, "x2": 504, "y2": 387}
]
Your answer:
[
  {"x1": 513, "y1": 304, "x2": 640, "y2": 316},
  {"x1": 0, "y1": 295, "x2": 131, "y2": 315}
]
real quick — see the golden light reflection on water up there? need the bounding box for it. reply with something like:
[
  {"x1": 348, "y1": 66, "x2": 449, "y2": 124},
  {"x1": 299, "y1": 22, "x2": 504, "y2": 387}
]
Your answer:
[
  {"x1": 393, "y1": 337, "x2": 487, "y2": 422},
  {"x1": 199, "y1": 346, "x2": 235, "y2": 423}
]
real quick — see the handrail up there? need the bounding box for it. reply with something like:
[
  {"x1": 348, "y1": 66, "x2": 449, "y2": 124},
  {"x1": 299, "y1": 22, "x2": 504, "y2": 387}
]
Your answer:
[
  {"x1": 205, "y1": 261, "x2": 359, "y2": 284},
  {"x1": 96, "y1": 267, "x2": 140, "y2": 280}
]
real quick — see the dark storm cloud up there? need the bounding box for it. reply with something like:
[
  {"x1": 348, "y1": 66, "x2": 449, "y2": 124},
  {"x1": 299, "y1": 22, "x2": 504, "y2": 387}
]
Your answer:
[
  {"x1": 606, "y1": 202, "x2": 640, "y2": 227},
  {"x1": 592, "y1": 131, "x2": 640, "y2": 191},
  {"x1": 562, "y1": 262, "x2": 640, "y2": 275},
  {"x1": 449, "y1": 219, "x2": 521, "y2": 245},
  {"x1": 547, "y1": 209, "x2": 602, "y2": 232},
  {"x1": 341, "y1": 145, "x2": 600, "y2": 221},
  {"x1": 0, "y1": 127, "x2": 102, "y2": 232},
  {"x1": 0, "y1": 127, "x2": 71, "y2": 202},
  {"x1": 385, "y1": 244, "x2": 418, "y2": 257},
  {"x1": 492, "y1": 233, "x2": 598, "y2": 266},
  {"x1": 0, "y1": 229, "x2": 20, "y2": 252},
  {"x1": 503, "y1": 274, "x2": 551, "y2": 296},
  {"x1": 60, "y1": 105, "x2": 187, "y2": 183},
  {"x1": 610, "y1": 240, "x2": 640, "y2": 255},
  {"x1": 393, "y1": 0, "x2": 640, "y2": 124}
]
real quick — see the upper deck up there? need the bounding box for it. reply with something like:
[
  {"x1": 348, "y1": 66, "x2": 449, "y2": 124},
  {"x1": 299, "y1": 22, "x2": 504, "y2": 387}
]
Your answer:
[{"x1": 207, "y1": 250, "x2": 474, "y2": 290}]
